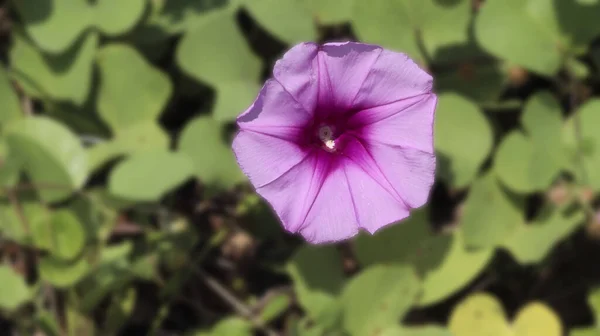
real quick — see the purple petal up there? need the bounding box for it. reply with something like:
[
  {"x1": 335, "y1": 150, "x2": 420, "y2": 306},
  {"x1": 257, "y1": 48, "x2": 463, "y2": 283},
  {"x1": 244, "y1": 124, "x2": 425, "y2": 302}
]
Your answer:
[
  {"x1": 297, "y1": 156, "x2": 360, "y2": 243},
  {"x1": 237, "y1": 79, "x2": 311, "y2": 132},
  {"x1": 365, "y1": 143, "x2": 436, "y2": 209},
  {"x1": 343, "y1": 157, "x2": 410, "y2": 234},
  {"x1": 272, "y1": 42, "x2": 320, "y2": 114},
  {"x1": 232, "y1": 130, "x2": 310, "y2": 188},
  {"x1": 350, "y1": 94, "x2": 437, "y2": 154},
  {"x1": 317, "y1": 42, "x2": 382, "y2": 110},
  {"x1": 256, "y1": 151, "x2": 358, "y2": 244},
  {"x1": 352, "y1": 49, "x2": 433, "y2": 110}
]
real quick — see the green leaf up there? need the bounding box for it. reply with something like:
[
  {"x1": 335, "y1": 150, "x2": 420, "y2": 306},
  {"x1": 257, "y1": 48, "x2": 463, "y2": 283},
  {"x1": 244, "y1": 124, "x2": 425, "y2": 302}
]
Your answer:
[
  {"x1": 0, "y1": 202, "x2": 48, "y2": 244},
  {"x1": 88, "y1": 121, "x2": 170, "y2": 173},
  {"x1": 570, "y1": 328, "x2": 600, "y2": 336},
  {"x1": 460, "y1": 172, "x2": 524, "y2": 248},
  {"x1": 177, "y1": 12, "x2": 261, "y2": 86},
  {"x1": 435, "y1": 94, "x2": 493, "y2": 188},
  {"x1": 96, "y1": 44, "x2": 173, "y2": 131},
  {"x1": 92, "y1": 0, "x2": 147, "y2": 36},
  {"x1": 178, "y1": 116, "x2": 244, "y2": 190},
  {"x1": 32, "y1": 210, "x2": 87, "y2": 261},
  {"x1": 501, "y1": 205, "x2": 584, "y2": 264},
  {"x1": 129, "y1": 0, "x2": 232, "y2": 40},
  {"x1": 0, "y1": 266, "x2": 31, "y2": 312},
  {"x1": 286, "y1": 245, "x2": 345, "y2": 321},
  {"x1": 303, "y1": 0, "x2": 354, "y2": 24},
  {"x1": 563, "y1": 99, "x2": 600, "y2": 189},
  {"x1": 5, "y1": 116, "x2": 88, "y2": 203},
  {"x1": 14, "y1": 0, "x2": 145, "y2": 53},
  {"x1": 475, "y1": 0, "x2": 600, "y2": 76},
  {"x1": 419, "y1": 231, "x2": 494, "y2": 307},
  {"x1": 448, "y1": 293, "x2": 512, "y2": 336},
  {"x1": 0, "y1": 141, "x2": 22, "y2": 188},
  {"x1": 0, "y1": 66, "x2": 22, "y2": 125},
  {"x1": 381, "y1": 326, "x2": 452, "y2": 336},
  {"x1": 513, "y1": 302, "x2": 562, "y2": 336},
  {"x1": 521, "y1": 92, "x2": 564, "y2": 161},
  {"x1": 108, "y1": 150, "x2": 194, "y2": 202},
  {"x1": 176, "y1": 11, "x2": 260, "y2": 121},
  {"x1": 258, "y1": 293, "x2": 292, "y2": 323},
  {"x1": 245, "y1": 0, "x2": 317, "y2": 44},
  {"x1": 39, "y1": 255, "x2": 90, "y2": 288},
  {"x1": 352, "y1": 0, "x2": 471, "y2": 63},
  {"x1": 213, "y1": 81, "x2": 261, "y2": 122},
  {"x1": 11, "y1": 31, "x2": 97, "y2": 105},
  {"x1": 496, "y1": 92, "x2": 565, "y2": 193},
  {"x1": 435, "y1": 60, "x2": 506, "y2": 104},
  {"x1": 194, "y1": 317, "x2": 253, "y2": 336},
  {"x1": 354, "y1": 208, "x2": 452, "y2": 277},
  {"x1": 588, "y1": 287, "x2": 600, "y2": 324},
  {"x1": 495, "y1": 132, "x2": 555, "y2": 193},
  {"x1": 341, "y1": 265, "x2": 420, "y2": 336}
]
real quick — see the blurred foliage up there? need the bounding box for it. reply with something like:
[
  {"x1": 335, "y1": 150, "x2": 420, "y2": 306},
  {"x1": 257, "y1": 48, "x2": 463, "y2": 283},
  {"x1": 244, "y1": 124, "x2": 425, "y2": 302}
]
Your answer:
[{"x1": 0, "y1": 0, "x2": 600, "y2": 335}]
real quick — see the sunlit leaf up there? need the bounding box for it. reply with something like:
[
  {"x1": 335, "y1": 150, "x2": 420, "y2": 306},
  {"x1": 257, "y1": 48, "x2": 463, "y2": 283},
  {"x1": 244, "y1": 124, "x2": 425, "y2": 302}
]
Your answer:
[
  {"x1": 11, "y1": 31, "x2": 97, "y2": 105},
  {"x1": 245, "y1": 0, "x2": 317, "y2": 44},
  {"x1": 0, "y1": 266, "x2": 31, "y2": 312},
  {"x1": 435, "y1": 94, "x2": 493, "y2": 188},
  {"x1": 96, "y1": 44, "x2": 172, "y2": 131},
  {"x1": 5, "y1": 116, "x2": 88, "y2": 203},
  {"x1": 178, "y1": 116, "x2": 244, "y2": 190},
  {"x1": 108, "y1": 150, "x2": 194, "y2": 201},
  {"x1": 460, "y1": 172, "x2": 524, "y2": 248},
  {"x1": 0, "y1": 66, "x2": 22, "y2": 125},
  {"x1": 286, "y1": 245, "x2": 345, "y2": 322},
  {"x1": 14, "y1": 0, "x2": 145, "y2": 53},
  {"x1": 341, "y1": 265, "x2": 420, "y2": 336}
]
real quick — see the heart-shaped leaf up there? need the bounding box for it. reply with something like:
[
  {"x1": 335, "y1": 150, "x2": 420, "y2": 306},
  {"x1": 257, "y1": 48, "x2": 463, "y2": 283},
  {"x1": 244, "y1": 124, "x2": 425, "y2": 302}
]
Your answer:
[
  {"x1": 460, "y1": 172, "x2": 524, "y2": 248},
  {"x1": 245, "y1": 0, "x2": 317, "y2": 44},
  {"x1": 14, "y1": 0, "x2": 146, "y2": 53},
  {"x1": 0, "y1": 66, "x2": 22, "y2": 125},
  {"x1": 352, "y1": 0, "x2": 471, "y2": 63},
  {"x1": 0, "y1": 266, "x2": 31, "y2": 312},
  {"x1": 435, "y1": 94, "x2": 493, "y2": 188},
  {"x1": 96, "y1": 44, "x2": 173, "y2": 132},
  {"x1": 496, "y1": 92, "x2": 564, "y2": 193},
  {"x1": 475, "y1": 0, "x2": 600, "y2": 76},
  {"x1": 11, "y1": 31, "x2": 97, "y2": 105},
  {"x1": 341, "y1": 265, "x2": 420, "y2": 336},
  {"x1": 5, "y1": 116, "x2": 88, "y2": 203},
  {"x1": 108, "y1": 150, "x2": 194, "y2": 202},
  {"x1": 286, "y1": 245, "x2": 345, "y2": 321},
  {"x1": 178, "y1": 116, "x2": 244, "y2": 190}
]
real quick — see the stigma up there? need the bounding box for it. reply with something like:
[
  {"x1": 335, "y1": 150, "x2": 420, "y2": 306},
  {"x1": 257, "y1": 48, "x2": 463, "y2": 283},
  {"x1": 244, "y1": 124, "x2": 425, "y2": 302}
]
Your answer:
[{"x1": 318, "y1": 125, "x2": 337, "y2": 152}]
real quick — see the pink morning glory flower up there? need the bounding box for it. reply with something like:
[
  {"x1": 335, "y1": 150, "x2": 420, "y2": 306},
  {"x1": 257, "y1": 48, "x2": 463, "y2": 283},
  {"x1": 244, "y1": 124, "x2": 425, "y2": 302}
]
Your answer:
[{"x1": 232, "y1": 42, "x2": 437, "y2": 244}]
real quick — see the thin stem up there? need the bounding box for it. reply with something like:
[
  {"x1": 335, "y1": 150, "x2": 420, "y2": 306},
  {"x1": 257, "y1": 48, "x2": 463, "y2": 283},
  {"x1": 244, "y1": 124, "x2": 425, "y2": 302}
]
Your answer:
[{"x1": 194, "y1": 268, "x2": 280, "y2": 336}]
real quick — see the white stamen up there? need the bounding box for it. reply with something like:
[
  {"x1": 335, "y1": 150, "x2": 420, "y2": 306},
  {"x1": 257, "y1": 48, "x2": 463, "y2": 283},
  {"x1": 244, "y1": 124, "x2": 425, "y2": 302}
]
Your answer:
[{"x1": 318, "y1": 125, "x2": 336, "y2": 152}]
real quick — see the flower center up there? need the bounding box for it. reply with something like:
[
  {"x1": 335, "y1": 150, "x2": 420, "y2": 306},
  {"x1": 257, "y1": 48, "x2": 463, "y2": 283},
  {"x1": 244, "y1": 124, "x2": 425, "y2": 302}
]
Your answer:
[{"x1": 317, "y1": 125, "x2": 337, "y2": 152}]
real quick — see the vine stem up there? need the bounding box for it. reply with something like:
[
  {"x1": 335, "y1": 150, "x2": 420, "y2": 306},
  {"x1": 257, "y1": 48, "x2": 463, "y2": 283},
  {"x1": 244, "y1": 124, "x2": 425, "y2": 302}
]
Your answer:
[{"x1": 194, "y1": 268, "x2": 280, "y2": 336}]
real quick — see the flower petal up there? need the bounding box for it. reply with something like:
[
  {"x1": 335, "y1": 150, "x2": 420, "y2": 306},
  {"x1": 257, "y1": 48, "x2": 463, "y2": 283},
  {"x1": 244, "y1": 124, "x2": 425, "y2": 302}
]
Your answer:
[
  {"x1": 298, "y1": 159, "x2": 360, "y2": 244},
  {"x1": 352, "y1": 49, "x2": 433, "y2": 109},
  {"x1": 232, "y1": 130, "x2": 310, "y2": 188},
  {"x1": 365, "y1": 143, "x2": 436, "y2": 209},
  {"x1": 237, "y1": 79, "x2": 312, "y2": 132},
  {"x1": 317, "y1": 42, "x2": 382, "y2": 110},
  {"x1": 256, "y1": 151, "x2": 358, "y2": 244},
  {"x1": 343, "y1": 158, "x2": 410, "y2": 234},
  {"x1": 272, "y1": 42, "x2": 320, "y2": 114},
  {"x1": 349, "y1": 94, "x2": 437, "y2": 153}
]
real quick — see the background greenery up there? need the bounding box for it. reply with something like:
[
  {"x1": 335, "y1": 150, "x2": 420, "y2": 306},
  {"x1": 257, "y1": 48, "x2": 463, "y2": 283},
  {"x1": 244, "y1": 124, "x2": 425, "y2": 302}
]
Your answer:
[{"x1": 0, "y1": 0, "x2": 600, "y2": 335}]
